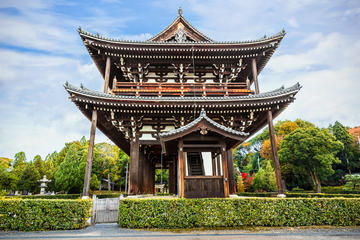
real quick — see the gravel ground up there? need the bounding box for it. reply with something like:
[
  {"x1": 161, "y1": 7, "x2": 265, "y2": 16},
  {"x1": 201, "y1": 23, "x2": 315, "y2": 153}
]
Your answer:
[{"x1": 1, "y1": 224, "x2": 360, "y2": 240}]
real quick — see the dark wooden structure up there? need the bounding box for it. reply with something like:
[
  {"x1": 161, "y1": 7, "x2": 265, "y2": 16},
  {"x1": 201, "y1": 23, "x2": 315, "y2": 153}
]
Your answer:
[{"x1": 66, "y1": 9, "x2": 301, "y2": 198}]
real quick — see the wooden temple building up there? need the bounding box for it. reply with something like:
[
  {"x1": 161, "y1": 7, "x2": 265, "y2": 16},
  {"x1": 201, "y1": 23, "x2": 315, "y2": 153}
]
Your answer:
[{"x1": 65, "y1": 9, "x2": 301, "y2": 198}]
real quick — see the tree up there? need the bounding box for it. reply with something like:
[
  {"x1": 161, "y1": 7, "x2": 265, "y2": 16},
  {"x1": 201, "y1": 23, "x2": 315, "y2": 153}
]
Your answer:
[
  {"x1": 0, "y1": 157, "x2": 17, "y2": 191},
  {"x1": 55, "y1": 142, "x2": 86, "y2": 193},
  {"x1": 18, "y1": 163, "x2": 41, "y2": 192},
  {"x1": 237, "y1": 175, "x2": 245, "y2": 192},
  {"x1": 33, "y1": 155, "x2": 46, "y2": 177},
  {"x1": 329, "y1": 121, "x2": 360, "y2": 176},
  {"x1": 279, "y1": 127, "x2": 343, "y2": 193},
  {"x1": 260, "y1": 136, "x2": 281, "y2": 160},
  {"x1": 252, "y1": 161, "x2": 277, "y2": 192},
  {"x1": 344, "y1": 174, "x2": 360, "y2": 190}
]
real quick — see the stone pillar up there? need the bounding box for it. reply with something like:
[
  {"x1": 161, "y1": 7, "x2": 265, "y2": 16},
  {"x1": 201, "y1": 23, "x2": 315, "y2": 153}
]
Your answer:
[{"x1": 83, "y1": 109, "x2": 97, "y2": 197}]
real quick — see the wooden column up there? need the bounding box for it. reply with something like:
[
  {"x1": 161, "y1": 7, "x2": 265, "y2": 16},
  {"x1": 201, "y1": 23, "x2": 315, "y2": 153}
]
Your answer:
[
  {"x1": 178, "y1": 139, "x2": 185, "y2": 198},
  {"x1": 227, "y1": 149, "x2": 236, "y2": 195},
  {"x1": 103, "y1": 56, "x2": 111, "y2": 93},
  {"x1": 211, "y1": 152, "x2": 217, "y2": 176},
  {"x1": 251, "y1": 58, "x2": 260, "y2": 94},
  {"x1": 216, "y1": 153, "x2": 221, "y2": 176},
  {"x1": 221, "y1": 143, "x2": 230, "y2": 197},
  {"x1": 267, "y1": 110, "x2": 284, "y2": 195},
  {"x1": 141, "y1": 152, "x2": 153, "y2": 194},
  {"x1": 169, "y1": 160, "x2": 177, "y2": 194},
  {"x1": 82, "y1": 109, "x2": 97, "y2": 197},
  {"x1": 128, "y1": 135, "x2": 140, "y2": 195}
]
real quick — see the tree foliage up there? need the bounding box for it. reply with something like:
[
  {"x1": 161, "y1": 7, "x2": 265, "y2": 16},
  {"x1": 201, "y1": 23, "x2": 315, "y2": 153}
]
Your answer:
[{"x1": 279, "y1": 127, "x2": 343, "y2": 192}]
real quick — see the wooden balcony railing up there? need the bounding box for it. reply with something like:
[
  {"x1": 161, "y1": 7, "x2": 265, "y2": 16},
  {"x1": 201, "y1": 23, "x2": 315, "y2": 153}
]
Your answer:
[{"x1": 111, "y1": 82, "x2": 253, "y2": 97}]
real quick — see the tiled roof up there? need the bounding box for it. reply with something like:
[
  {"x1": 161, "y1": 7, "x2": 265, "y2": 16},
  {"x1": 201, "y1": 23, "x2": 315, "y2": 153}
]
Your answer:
[
  {"x1": 64, "y1": 82, "x2": 301, "y2": 102},
  {"x1": 159, "y1": 109, "x2": 249, "y2": 138}
]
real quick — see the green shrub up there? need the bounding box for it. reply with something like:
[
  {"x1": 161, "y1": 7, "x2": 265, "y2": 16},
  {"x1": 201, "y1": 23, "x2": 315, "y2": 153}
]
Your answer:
[
  {"x1": 237, "y1": 192, "x2": 360, "y2": 198},
  {"x1": 119, "y1": 198, "x2": 360, "y2": 228},
  {"x1": 0, "y1": 198, "x2": 92, "y2": 231},
  {"x1": 3, "y1": 194, "x2": 80, "y2": 199}
]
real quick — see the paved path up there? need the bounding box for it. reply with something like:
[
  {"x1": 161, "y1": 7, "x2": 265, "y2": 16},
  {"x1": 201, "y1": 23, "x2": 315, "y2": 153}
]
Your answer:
[{"x1": 1, "y1": 224, "x2": 360, "y2": 240}]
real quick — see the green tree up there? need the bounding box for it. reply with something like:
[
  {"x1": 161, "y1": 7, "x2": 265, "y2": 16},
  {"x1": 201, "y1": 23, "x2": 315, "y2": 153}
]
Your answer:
[
  {"x1": 18, "y1": 163, "x2": 41, "y2": 192},
  {"x1": 329, "y1": 122, "x2": 360, "y2": 178},
  {"x1": 55, "y1": 142, "x2": 87, "y2": 193},
  {"x1": 0, "y1": 157, "x2": 17, "y2": 191},
  {"x1": 252, "y1": 161, "x2": 277, "y2": 192},
  {"x1": 33, "y1": 155, "x2": 46, "y2": 177},
  {"x1": 279, "y1": 127, "x2": 343, "y2": 193},
  {"x1": 344, "y1": 174, "x2": 360, "y2": 190}
]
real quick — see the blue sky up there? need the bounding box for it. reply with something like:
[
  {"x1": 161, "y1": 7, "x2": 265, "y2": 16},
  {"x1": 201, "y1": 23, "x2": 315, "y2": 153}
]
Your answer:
[{"x1": 0, "y1": 0, "x2": 359, "y2": 161}]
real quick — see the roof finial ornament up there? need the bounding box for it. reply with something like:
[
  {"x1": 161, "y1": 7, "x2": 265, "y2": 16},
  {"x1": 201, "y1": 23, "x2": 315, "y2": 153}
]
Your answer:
[{"x1": 178, "y1": 7, "x2": 183, "y2": 16}]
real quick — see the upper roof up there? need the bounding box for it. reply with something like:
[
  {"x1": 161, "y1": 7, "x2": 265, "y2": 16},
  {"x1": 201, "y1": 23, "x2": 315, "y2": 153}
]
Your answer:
[
  {"x1": 148, "y1": 7, "x2": 213, "y2": 43},
  {"x1": 78, "y1": 8, "x2": 285, "y2": 46}
]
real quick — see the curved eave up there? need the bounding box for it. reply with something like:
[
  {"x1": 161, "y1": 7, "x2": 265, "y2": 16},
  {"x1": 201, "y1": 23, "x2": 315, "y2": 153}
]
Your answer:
[
  {"x1": 78, "y1": 27, "x2": 285, "y2": 47},
  {"x1": 64, "y1": 82, "x2": 301, "y2": 105},
  {"x1": 159, "y1": 109, "x2": 249, "y2": 141}
]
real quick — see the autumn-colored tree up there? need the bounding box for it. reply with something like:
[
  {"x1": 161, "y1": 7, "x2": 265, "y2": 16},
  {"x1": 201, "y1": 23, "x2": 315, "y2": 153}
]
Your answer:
[
  {"x1": 260, "y1": 136, "x2": 281, "y2": 160},
  {"x1": 237, "y1": 175, "x2": 245, "y2": 192},
  {"x1": 278, "y1": 121, "x2": 299, "y2": 136}
]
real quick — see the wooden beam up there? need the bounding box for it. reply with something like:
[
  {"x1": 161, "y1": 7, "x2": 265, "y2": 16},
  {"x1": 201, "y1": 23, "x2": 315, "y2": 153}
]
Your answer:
[
  {"x1": 82, "y1": 109, "x2": 97, "y2": 197},
  {"x1": 128, "y1": 135, "x2": 140, "y2": 195},
  {"x1": 267, "y1": 110, "x2": 284, "y2": 195},
  {"x1": 104, "y1": 56, "x2": 111, "y2": 93},
  {"x1": 178, "y1": 139, "x2": 185, "y2": 198},
  {"x1": 221, "y1": 142, "x2": 230, "y2": 197},
  {"x1": 183, "y1": 144, "x2": 222, "y2": 148},
  {"x1": 251, "y1": 58, "x2": 260, "y2": 94}
]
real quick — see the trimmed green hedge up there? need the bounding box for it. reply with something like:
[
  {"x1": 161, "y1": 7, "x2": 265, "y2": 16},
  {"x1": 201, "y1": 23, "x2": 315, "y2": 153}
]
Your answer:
[
  {"x1": 118, "y1": 198, "x2": 360, "y2": 228},
  {"x1": 0, "y1": 198, "x2": 92, "y2": 231},
  {"x1": 4, "y1": 194, "x2": 80, "y2": 199},
  {"x1": 237, "y1": 192, "x2": 360, "y2": 198}
]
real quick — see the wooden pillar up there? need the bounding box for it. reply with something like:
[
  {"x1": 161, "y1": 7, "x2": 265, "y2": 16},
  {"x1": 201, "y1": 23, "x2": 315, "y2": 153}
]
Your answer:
[
  {"x1": 128, "y1": 135, "x2": 140, "y2": 195},
  {"x1": 267, "y1": 110, "x2": 284, "y2": 195},
  {"x1": 103, "y1": 56, "x2": 111, "y2": 93},
  {"x1": 211, "y1": 152, "x2": 217, "y2": 176},
  {"x1": 227, "y1": 149, "x2": 236, "y2": 195},
  {"x1": 216, "y1": 153, "x2": 221, "y2": 176},
  {"x1": 142, "y1": 152, "x2": 153, "y2": 194},
  {"x1": 221, "y1": 143, "x2": 230, "y2": 197},
  {"x1": 82, "y1": 109, "x2": 97, "y2": 197},
  {"x1": 169, "y1": 160, "x2": 177, "y2": 194},
  {"x1": 178, "y1": 139, "x2": 185, "y2": 198},
  {"x1": 251, "y1": 58, "x2": 260, "y2": 94}
]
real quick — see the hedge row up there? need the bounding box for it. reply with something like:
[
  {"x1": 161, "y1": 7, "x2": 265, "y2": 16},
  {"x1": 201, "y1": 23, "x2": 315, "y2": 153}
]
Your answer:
[
  {"x1": 118, "y1": 198, "x2": 360, "y2": 228},
  {"x1": 0, "y1": 199, "x2": 92, "y2": 231},
  {"x1": 4, "y1": 194, "x2": 80, "y2": 199},
  {"x1": 237, "y1": 192, "x2": 360, "y2": 198}
]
